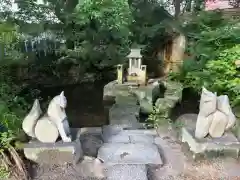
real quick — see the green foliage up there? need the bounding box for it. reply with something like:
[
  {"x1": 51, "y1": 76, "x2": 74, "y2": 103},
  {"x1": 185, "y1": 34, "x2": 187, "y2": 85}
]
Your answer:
[
  {"x1": 183, "y1": 11, "x2": 240, "y2": 65},
  {"x1": 0, "y1": 22, "x2": 26, "y2": 65},
  {"x1": 15, "y1": 0, "x2": 133, "y2": 70},
  {"x1": 68, "y1": 0, "x2": 132, "y2": 69},
  {"x1": 0, "y1": 67, "x2": 29, "y2": 179},
  {"x1": 185, "y1": 45, "x2": 240, "y2": 106},
  {"x1": 147, "y1": 105, "x2": 171, "y2": 128},
  {"x1": 170, "y1": 11, "x2": 240, "y2": 107},
  {"x1": 0, "y1": 78, "x2": 29, "y2": 179}
]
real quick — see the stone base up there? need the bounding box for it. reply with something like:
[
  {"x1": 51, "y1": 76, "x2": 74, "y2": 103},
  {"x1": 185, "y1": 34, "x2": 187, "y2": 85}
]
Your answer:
[
  {"x1": 23, "y1": 128, "x2": 83, "y2": 165},
  {"x1": 181, "y1": 127, "x2": 240, "y2": 159},
  {"x1": 102, "y1": 128, "x2": 157, "y2": 143},
  {"x1": 97, "y1": 143, "x2": 163, "y2": 165},
  {"x1": 103, "y1": 80, "x2": 132, "y2": 100}
]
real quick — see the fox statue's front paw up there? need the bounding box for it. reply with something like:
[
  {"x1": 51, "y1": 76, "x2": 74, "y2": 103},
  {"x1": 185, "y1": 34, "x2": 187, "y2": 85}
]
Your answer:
[{"x1": 62, "y1": 136, "x2": 72, "y2": 142}]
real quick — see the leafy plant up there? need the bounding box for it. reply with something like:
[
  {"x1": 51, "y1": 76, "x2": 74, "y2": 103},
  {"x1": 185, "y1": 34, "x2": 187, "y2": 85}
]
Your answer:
[
  {"x1": 0, "y1": 23, "x2": 30, "y2": 179},
  {"x1": 170, "y1": 11, "x2": 240, "y2": 107},
  {"x1": 147, "y1": 105, "x2": 171, "y2": 128},
  {"x1": 0, "y1": 105, "x2": 29, "y2": 179},
  {"x1": 182, "y1": 45, "x2": 240, "y2": 106}
]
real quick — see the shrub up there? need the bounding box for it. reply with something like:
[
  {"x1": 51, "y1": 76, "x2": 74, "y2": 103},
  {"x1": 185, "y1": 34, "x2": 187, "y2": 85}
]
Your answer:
[
  {"x1": 146, "y1": 105, "x2": 171, "y2": 128},
  {"x1": 170, "y1": 11, "x2": 240, "y2": 107},
  {"x1": 180, "y1": 45, "x2": 240, "y2": 107}
]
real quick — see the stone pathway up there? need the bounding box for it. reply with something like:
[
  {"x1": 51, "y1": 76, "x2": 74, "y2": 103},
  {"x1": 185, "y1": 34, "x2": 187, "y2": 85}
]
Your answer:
[
  {"x1": 26, "y1": 127, "x2": 240, "y2": 180},
  {"x1": 23, "y1": 81, "x2": 240, "y2": 180},
  {"x1": 98, "y1": 92, "x2": 164, "y2": 179}
]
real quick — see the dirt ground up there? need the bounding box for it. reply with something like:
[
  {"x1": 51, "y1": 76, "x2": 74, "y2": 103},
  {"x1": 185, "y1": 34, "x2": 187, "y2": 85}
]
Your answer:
[{"x1": 152, "y1": 127, "x2": 240, "y2": 180}]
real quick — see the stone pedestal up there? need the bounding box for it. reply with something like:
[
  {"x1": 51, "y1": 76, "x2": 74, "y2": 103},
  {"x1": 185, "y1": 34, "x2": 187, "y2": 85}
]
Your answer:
[
  {"x1": 181, "y1": 127, "x2": 240, "y2": 159},
  {"x1": 23, "y1": 128, "x2": 83, "y2": 165}
]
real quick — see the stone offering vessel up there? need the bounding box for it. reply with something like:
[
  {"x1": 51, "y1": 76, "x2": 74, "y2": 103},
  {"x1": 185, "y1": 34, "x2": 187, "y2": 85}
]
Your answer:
[
  {"x1": 22, "y1": 91, "x2": 72, "y2": 143},
  {"x1": 195, "y1": 87, "x2": 236, "y2": 139}
]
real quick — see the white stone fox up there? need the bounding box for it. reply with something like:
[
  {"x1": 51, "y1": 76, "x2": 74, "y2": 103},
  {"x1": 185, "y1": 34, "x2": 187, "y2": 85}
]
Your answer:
[{"x1": 22, "y1": 91, "x2": 72, "y2": 143}]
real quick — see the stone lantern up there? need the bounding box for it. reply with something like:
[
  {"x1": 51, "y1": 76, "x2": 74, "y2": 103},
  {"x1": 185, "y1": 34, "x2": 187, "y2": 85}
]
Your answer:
[{"x1": 117, "y1": 49, "x2": 147, "y2": 85}]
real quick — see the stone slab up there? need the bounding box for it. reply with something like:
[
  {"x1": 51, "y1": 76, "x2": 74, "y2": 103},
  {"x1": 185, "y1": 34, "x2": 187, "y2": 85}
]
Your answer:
[
  {"x1": 102, "y1": 125, "x2": 156, "y2": 136},
  {"x1": 130, "y1": 134, "x2": 155, "y2": 144},
  {"x1": 105, "y1": 164, "x2": 148, "y2": 180},
  {"x1": 103, "y1": 80, "x2": 132, "y2": 99},
  {"x1": 181, "y1": 127, "x2": 240, "y2": 159},
  {"x1": 102, "y1": 129, "x2": 156, "y2": 143},
  {"x1": 115, "y1": 95, "x2": 138, "y2": 105},
  {"x1": 109, "y1": 104, "x2": 140, "y2": 118},
  {"x1": 103, "y1": 133, "x2": 155, "y2": 144},
  {"x1": 80, "y1": 127, "x2": 102, "y2": 135},
  {"x1": 97, "y1": 143, "x2": 162, "y2": 165},
  {"x1": 23, "y1": 128, "x2": 83, "y2": 165},
  {"x1": 109, "y1": 104, "x2": 140, "y2": 128}
]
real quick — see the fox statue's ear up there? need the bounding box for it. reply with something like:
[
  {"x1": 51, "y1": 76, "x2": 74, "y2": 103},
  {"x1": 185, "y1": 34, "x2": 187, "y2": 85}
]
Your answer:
[{"x1": 60, "y1": 91, "x2": 64, "y2": 97}]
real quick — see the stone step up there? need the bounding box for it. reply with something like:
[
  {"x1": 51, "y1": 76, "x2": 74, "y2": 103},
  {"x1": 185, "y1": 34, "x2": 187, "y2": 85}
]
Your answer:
[
  {"x1": 80, "y1": 127, "x2": 102, "y2": 135},
  {"x1": 97, "y1": 143, "x2": 163, "y2": 165},
  {"x1": 115, "y1": 95, "x2": 138, "y2": 105},
  {"x1": 102, "y1": 124, "x2": 146, "y2": 137},
  {"x1": 109, "y1": 114, "x2": 140, "y2": 128},
  {"x1": 103, "y1": 127, "x2": 158, "y2": 136},
  {"x1": 103, "y1": 132, "x2": 154, "y2": 144},
  {"x1": 102, "y1": 128, "x2": 157, "y2": 143},
  {"x1": 109, "y1": 104, "x2": 140, "y2": 118},
  {"x1": 105, "y1": 164, "x2": 148, "y2": 180},
  {"x1": 109, "y1": 104, "x2": 140, "y2": 128}
]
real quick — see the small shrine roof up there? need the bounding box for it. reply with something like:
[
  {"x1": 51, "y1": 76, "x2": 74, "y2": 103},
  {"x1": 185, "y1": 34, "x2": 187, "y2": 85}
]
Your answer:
[{"x1": 127, "y1": 49, "x2": 142, "y2": 58}]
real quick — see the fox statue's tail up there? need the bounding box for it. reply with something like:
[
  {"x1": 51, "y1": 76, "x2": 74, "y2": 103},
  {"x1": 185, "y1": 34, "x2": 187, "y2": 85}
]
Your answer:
[{"x1": 22, "y1": 99, "x2": 42, "y2": 138}]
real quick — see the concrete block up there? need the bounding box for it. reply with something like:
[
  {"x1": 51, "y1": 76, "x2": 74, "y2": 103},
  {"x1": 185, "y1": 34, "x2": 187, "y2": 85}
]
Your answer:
[
  {"x1": 23, "y1": 128, "x2": 83, "y2": 165},
  {"x1": 181, "y1": 127, "x2": 240, "y2": 159}
]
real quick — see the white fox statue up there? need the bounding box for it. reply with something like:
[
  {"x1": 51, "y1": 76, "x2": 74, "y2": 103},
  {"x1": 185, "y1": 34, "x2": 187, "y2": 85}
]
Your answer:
[{"x1": 22, "y1": 91, "x2": 72, "y2": 143}]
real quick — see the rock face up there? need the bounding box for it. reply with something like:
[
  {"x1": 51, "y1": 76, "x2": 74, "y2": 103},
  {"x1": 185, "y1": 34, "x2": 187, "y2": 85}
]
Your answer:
[
  {"x1": 22, "y1": 91, "x2": 72, "y2": 143},
  {"x1": 195, "y1": 87, "x2": 237, "y2": 139}
]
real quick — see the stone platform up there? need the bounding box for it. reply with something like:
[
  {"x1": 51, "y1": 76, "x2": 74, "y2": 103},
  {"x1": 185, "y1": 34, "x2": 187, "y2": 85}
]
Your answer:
[
  {"x1": 181, "y1": 127, "x2": 240, "y2": 159},
  {"x1": 98, "y1": 143, "x2": 162, "y2": 166},
  {"x1": 23, "y1": 128, "x2": 83, "y2": 164}
]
